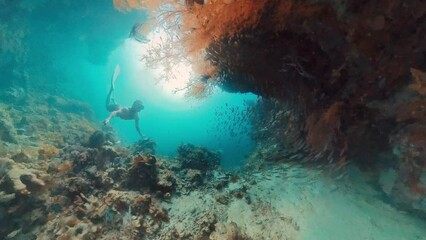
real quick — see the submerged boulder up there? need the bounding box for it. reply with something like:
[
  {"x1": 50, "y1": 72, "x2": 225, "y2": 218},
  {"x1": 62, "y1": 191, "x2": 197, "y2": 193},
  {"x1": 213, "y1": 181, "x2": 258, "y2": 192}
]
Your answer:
[
  {"x1": 126, "y1": 154, "x2": 158, "y2": 190},
  {"x1": 176, "y1": 144, "x2": 221, "y2": 171},
  {"x1": 131, "y1": 137, "x2": 157, "y2": 155},
  {"x1": 87, "y1": 130, "x2": 105, "y2": 148}
]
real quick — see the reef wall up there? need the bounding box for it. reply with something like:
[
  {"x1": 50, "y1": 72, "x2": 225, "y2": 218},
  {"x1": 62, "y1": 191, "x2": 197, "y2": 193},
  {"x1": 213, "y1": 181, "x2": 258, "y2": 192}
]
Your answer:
[
  {"x1": 117, "y1": 0, "x2": 426, "y2": 215},
  {"x1": 0, "y1": 91, "x2": 236, "y2": 239},
  {"x1": 206, "y1": 0, "x2": 426, "y2": 216}
]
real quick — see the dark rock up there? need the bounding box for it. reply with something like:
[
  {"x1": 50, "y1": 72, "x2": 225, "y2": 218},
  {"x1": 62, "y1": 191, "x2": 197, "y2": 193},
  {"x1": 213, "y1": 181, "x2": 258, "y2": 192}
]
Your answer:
[
  {"x1": 156, "y1": 170, "x2": 176, "y2": 194},
  {"x1": 11, "y1": 151, "x2": 31, "y2": 163},
  {"x1": 106, "y1": 167, "x2": 127, "y2": 183},
  {"x1": 214, "y1": 193, "x2": 229, "y2": 205},
  {"x1": 133, "y1": 194, "x2": 152, "y2": 214},
  {"x1": 72, "y1": 148, "x2": 98, "y2": 173},
  {"x1": 87, "y1": 130, "x2": 105, "y2": 148},
  {"x1": 64, "y1": 177, "x2": 92, "y2": 199},
  {"x1": 131, "y1": 138, "x2": 157, "y2": 155},
  {"x1": 177, "y1": 144, "x2": 221, "y2": 171},
  {"x1": 126, "y1": 155, "x2": 158, "y2": 190}
]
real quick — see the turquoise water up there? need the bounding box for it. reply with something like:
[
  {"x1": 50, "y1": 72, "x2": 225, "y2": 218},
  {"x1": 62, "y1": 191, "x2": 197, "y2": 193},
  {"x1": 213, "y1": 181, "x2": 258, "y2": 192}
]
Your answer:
[
  {"x1": 89, "y1": 41, "x2": 257, "y2": 169},
  {"x1": 100, "y1": 40, "x2": 257, "y2": 168},
  {"x1": 1, "y1": 1, "x2": 256, "y2": 169}
]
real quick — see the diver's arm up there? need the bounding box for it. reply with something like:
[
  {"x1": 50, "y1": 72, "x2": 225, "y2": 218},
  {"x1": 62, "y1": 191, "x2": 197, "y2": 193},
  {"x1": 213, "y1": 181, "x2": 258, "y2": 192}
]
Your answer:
[
  {"x1": 104, "y1": 110, "x2": 119, "y2": 125},
  {"x1": 135, "y1": 118, "x2": 143, "y2": 137}
]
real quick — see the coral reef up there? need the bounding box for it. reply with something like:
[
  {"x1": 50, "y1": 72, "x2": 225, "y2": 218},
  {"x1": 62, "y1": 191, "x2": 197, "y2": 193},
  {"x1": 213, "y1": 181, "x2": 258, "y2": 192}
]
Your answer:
[
  {"x1": 177, "y1": 143, "x2": 221, "y2": 171},
  {"x1": 1, "y1": 90, "x2": 426, "y2": 239},
  {"x1": 118, "y1": 0, "x2": 426, "y2": 216},
  {"x1": 126, "y1": 154, "x2": 159, "y2": 190},
  {"x1": 0, "y1": 92, "x2": 98, "y2": 238},
  {"x1": 131, "y1": 138, "x2": 157, "y2": 155},
  {"x1": 1, "y1": 92, "x2": 231, "y2": 238}
]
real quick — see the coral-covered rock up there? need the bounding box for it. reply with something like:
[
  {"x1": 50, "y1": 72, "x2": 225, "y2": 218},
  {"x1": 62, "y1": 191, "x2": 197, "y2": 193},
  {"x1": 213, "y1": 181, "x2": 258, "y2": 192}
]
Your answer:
[
  {"x1": 388, "y1": 123, "x2": 426, "y2": 215},
  {"x1": 105, "y1": 167, "x2": 126, "y2": 184},
  {"x1": 96, "y1": 145, "x2": 121, "y2": 168},
  {"x1": 55, "y1": 218, "x2": 98, "y2": 240},
  {"x1": 126, "y1": 154, "x2": 158, "y2": 190},
  {"x1": 46, "y1": 95, "x2": 94, "y2": 118},
  {"x1": 131, "y1": 137, "x2": 157, "y2": 155},
  {"x1": 11, "y1": 151, "x2": 32, "y2": 163},
  {"x1": 195, "y1": 212, "x2": 217, "y2": 239},
  {"x1": 38, "y1": 144, "x2": 60, "y2": 160},
  {"x1": 185, "y1": 169, "x2": 203, "y2": 187},
  {"x1": 63, "y1": 177, "x2": 93, "y2": 198},
  {"x1": 226, "y1": 222, "x2": 251, "y2": 240},
  {"x1": 87, "y1": 130, "x2": 105, "y2": 148},
  {"x1": 157, "y1": 169, "x2": 176, "y2": 194},
  {"x1": 0, "y1": 157, "x2": 46, "y2": 195},
  {"x1": 177, "y1": 144, "x2": 221, "y2": 171}
]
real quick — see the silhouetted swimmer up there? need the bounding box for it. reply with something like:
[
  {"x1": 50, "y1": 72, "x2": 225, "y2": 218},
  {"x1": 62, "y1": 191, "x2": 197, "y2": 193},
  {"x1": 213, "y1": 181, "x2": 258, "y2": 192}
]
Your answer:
[{"x1": 103, "y1": 65, "x2": 145, "y2": 138}]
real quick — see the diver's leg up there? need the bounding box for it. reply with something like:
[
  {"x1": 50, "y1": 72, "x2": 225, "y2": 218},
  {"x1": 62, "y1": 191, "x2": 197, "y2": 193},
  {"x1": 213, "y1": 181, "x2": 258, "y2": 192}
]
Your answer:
[
  {"x1": 105, "y1": 84, "x2": 114, "y2": 110},
  {"x1": 106, "y1": 65, "x2": 121, "y2": 111}
]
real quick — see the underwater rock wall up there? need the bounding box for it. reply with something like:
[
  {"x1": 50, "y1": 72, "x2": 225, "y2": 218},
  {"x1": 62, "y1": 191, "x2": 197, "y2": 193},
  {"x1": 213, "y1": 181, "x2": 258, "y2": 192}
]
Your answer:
[
  {"x1": 0, "y1": 91, "x2": 97, "y2": 237},
  {"x1": 248, "y1": 95, "x2": 426, "y2": 217},
  {"x1": 153, "y1": 0, "x2": 426, "y2": 214},
  {"x1": 182, "y1": 0, "x2": 426, "y2": 216},
  {"x1": 117, "y1": 0, "x2": 425, "y2": 215},
  {"x1": 221, "y1": 0, "x2": 426, "y2": 216},
  {"x1": 118, "y1": 0, "x2": 424, "y2": 216}
]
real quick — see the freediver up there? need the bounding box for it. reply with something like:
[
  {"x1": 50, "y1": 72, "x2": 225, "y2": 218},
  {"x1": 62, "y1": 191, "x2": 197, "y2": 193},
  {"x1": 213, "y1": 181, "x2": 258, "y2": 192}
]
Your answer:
[{"x1": 103, "y1": 65, "x2": 145, "y2": 138}]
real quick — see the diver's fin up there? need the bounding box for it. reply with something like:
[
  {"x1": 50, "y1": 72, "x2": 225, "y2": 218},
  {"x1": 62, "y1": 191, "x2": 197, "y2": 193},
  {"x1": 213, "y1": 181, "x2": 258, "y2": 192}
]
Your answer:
[{"x1": 112, "y1": 64, "x2": 121, "y2": 86}]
